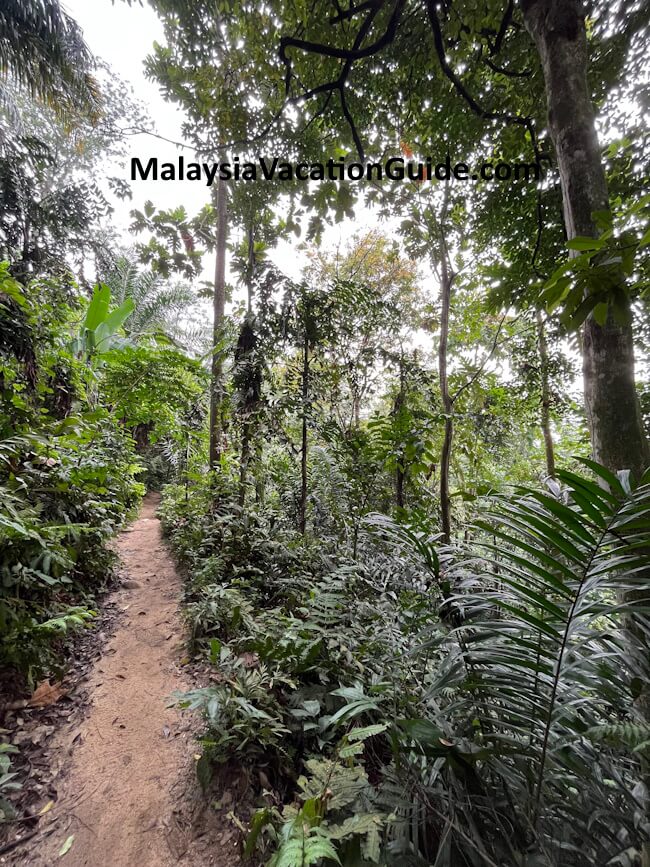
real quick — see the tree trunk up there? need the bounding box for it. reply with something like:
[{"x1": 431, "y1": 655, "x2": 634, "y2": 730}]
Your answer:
[
  {"x1": 394, "y1": 355, "x2": 406, "y2": 509},
  {"x1": 438, "y1": 251, "x2": 453, "y2": 544},
  {"x1": 536, "y1": 310, "x2": 556, "y2": 479},
  {"x1": 523, "y1": 6, "x2": 650, "y2": 859},
  {"x1": 239, "y1": 419, "x2": 251, "y2": 506},
  {"x1": 209, "y1": 175, "x2": 228, "y2": 469},
  {"x1": 299, "y1": 340, "x2": 309, "y2": 534},
  {"x1": 522, "y1": 0, "x2": 649, "y2": 481},
  {"x1": 352, "y1": 393, "x2": 361, "y2": 429},
  {"x1": 395, "y1": 462, "x2": 405, "y2": 509},
  {"x1": 246, "y1": 222, "x2": 254, "y2": 314},
  {"x1": 254, "y1": 437, "x2": 265, "y2": 505}
]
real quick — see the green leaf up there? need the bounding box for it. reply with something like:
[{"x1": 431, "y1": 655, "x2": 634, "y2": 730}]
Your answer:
[
  {"x1": 328, "y1": 698, "x2": 379, "y2": 727},
  {"x1": 243, "y1": 807, "x2": 271, "y2": 858},
  {"x1": 94, "y1": 298, "x2": 135, "y2": 349},
  {"x1": 592, "y1": 302, "x2": 609, "y2": 326},
  {"x1": 575, "y1": 458, "x2": 625, "y2": 495},
  {"x1": 196, "y1": 753, "x2": 212, "y2": 792},
  {"x1": 346, "y1": 723, "x2": 389, "y2": 743},
  {"x1": 209, "y1": 638, "x2": 222, "y2": 664},
  {"x1": 566, "y1": 236, "x2": 605, "y2": 252},
  {"x1": 83, "y1": 284, "x2": 111, "y2": 332}
]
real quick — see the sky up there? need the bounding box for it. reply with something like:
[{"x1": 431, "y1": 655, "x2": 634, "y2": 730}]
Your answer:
[
  {"x1": 63, "y1": 0, "x2": 203, "y2": 211},
  {"x1": 61, "y1": 0, "x2": 386, "y2": 289}
]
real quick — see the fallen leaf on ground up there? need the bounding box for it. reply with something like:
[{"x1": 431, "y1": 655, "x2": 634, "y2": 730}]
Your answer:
[
  {"x1": 29, "y1": 680, "x2": 67, "y2": 708},
  {"x1": 13, "y1": 723, "x2": 55, "y2": 745},
  {"x1": 239, "y1": 651, "x2": 259, "y2": 669},
  {"x1": 59, "y1": 834, "x2": 75, "y2": 857}
]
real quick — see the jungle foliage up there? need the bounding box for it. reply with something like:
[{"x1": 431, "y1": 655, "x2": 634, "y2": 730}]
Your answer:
[
  {"x1": 160, "y1": 455, "x2": 650, "y2": 866},
  {"x1": 1, "y1": 0, "x2": 650, "y2": 864}
]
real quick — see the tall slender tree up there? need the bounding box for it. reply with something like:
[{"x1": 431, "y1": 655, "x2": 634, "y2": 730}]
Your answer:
[
  {"x1": 156, "y1": 0, "x2": 649, "y2": 478},
  {"x1": 209, "y1": 176, "x2": 228, "y2": 469}
]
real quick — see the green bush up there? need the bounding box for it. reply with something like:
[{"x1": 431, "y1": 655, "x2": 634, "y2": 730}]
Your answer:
[
  {"x1": 0, "y1": 267, "x2": 145, "y2": 684},
  {"x1": 163, "y1": 463, "x2": 650, "y2": 866}
]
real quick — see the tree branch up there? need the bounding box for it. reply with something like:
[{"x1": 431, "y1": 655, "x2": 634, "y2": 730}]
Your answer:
[
  {"x1": 425, "y1": 0, "x2": 530, "y2": 131},
  {"x1": 483, "y1": 56, "x2": 531, "y2": 78},
  {"x1": 329, "y1": 0, "x2": 379, "y2": 25},
  {"x1": 279, "y1": 0, "x2": 405, "y2": 65},
  {"x1": 451, "y1": 314, "x2": 509, "y2": 406},
  {"x1": 492, "y1": 0, "x2": 514, "y2": 55}
]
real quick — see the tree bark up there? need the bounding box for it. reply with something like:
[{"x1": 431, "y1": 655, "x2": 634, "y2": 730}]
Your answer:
[
  {"x1": 254, "y1": 437, "x2": 265, "y2": 505},
  {"x1": 536, "y1": 310, "x2": 556, "y2": 479},
  {"x1": 521, "y1": 0, "x2": 649, "y2": 481},
  {"x1": 299, "y1": 339, "x2": 309, "y2": 534},
  {"x1": 438, "y1": 250, "x2": 453, "y2": 544},
  {"x1": 352, "y1": 393, "x2": 361, "y2": 429},
  {"x1": 246, "y1": 222, "x2": 255, "y2": 314},
  {"x1": 523, "y1": 6, "x2": 650, "y2": 858},
  {"x1": 394, "y1": 355, "x2": 406, "y2": 509},
  {"x1": 209, "y1": 175, "x2": 228, "y2": 469},
  {"x1": 239, "y1": 420, "x2": 251, "y2": 506}
]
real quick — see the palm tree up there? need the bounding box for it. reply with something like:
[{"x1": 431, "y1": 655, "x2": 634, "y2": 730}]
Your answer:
[
  {"x1": 0, "y1": 0, "x2": 100, "y2": 117},
  {"x1": 100, "y1": 254, "x2": 198, "y2": 346}
]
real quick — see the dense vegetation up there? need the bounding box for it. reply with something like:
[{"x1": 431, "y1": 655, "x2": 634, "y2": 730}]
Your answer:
[{"x1": 1, "y1": 1, "x2": 650, "y2": 865}]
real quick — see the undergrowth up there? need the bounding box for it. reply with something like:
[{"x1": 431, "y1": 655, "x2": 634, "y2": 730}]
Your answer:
[
  {"x1": 1, "y1": 267, "x2": 144, "y2": 687},
  {"x1": 160, "y1": 465, "x2": 650, "y2": 867}
]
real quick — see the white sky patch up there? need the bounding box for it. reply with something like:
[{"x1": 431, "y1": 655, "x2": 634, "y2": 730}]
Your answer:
[{"x1": 62, "y1": 0, "x2": 389, "y2": 299}]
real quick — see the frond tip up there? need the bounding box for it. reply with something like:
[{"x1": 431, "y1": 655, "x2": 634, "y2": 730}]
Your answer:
[{"x1": 0, "y1": 1, "x2": 101, "y2": 118}]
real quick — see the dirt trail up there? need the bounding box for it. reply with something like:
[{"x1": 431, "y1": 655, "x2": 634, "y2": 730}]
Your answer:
[{"x1": 20, "y1": 495, "x2": 235, "y2": 867}]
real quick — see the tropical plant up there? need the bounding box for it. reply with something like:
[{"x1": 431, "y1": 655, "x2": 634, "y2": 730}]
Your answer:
[
  {"x1": 0, "y1": 0, "x2": 100, "y2": 116},
  {"x1": 161, "y1": 457, "x2": 650, "y2": 866},
  {"x1": 0, "y1": 266, "x2": 144, "y2": 684},
  {"x1": 100, "y1": 254, "x2": 195, "y2": 343},
  {"x1": 434, "y1": 461, "x2": 650, "y2": 864},
  {"x1": 70, "y1": 283, "x2": 134, "y2": 362},
  {"x1": 0, "y1": 743, "x2": 20, "y2": 821}
]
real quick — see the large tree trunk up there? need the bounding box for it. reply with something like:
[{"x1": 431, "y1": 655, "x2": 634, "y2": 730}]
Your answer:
[
  {"x1": 209, "y1": 175, "x2": 228, "y2": 469},
  {"x1": 523, "y1": 5, "x2": 650, "y2": 858},
  {"x1": 522, "y1": 0, "x2": 649, "y2": 482}
]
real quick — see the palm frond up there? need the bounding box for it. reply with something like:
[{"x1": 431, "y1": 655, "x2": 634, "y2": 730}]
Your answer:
[
  {"x1": 444, "y1": 462, "x2": 650, "y2": 856},
  {"x1": 0, "y1": 0, "x2": 100, "y2": 118},
  {"x1": 99, "y1": 254, "x2": 196, "y2": 341}
]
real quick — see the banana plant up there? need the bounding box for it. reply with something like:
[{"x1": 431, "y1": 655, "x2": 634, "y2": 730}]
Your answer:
[{"x1": 71, "y1": 283, "x2": 134, "y2": 362}]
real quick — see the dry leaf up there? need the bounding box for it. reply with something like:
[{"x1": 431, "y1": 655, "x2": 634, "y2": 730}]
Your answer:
[
  {"x1": 239, "y1": 651, "x2": 259, "y2": 669},
  {"x1": 28, "y1": 680, "x2": 67, "y2": 708},
  {"x1": 59, "y1": 834, "x2": 74, "y2": 857}
]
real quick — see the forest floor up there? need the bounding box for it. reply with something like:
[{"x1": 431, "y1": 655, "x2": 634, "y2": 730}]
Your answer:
[{"x1": 7, "y1": 495, "x2": 239, "y2": 867}]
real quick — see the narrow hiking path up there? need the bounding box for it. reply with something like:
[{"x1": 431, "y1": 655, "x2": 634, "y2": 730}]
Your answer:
[{"x1": 18, "y1": 495, "x2": 238, "y2": 867}]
